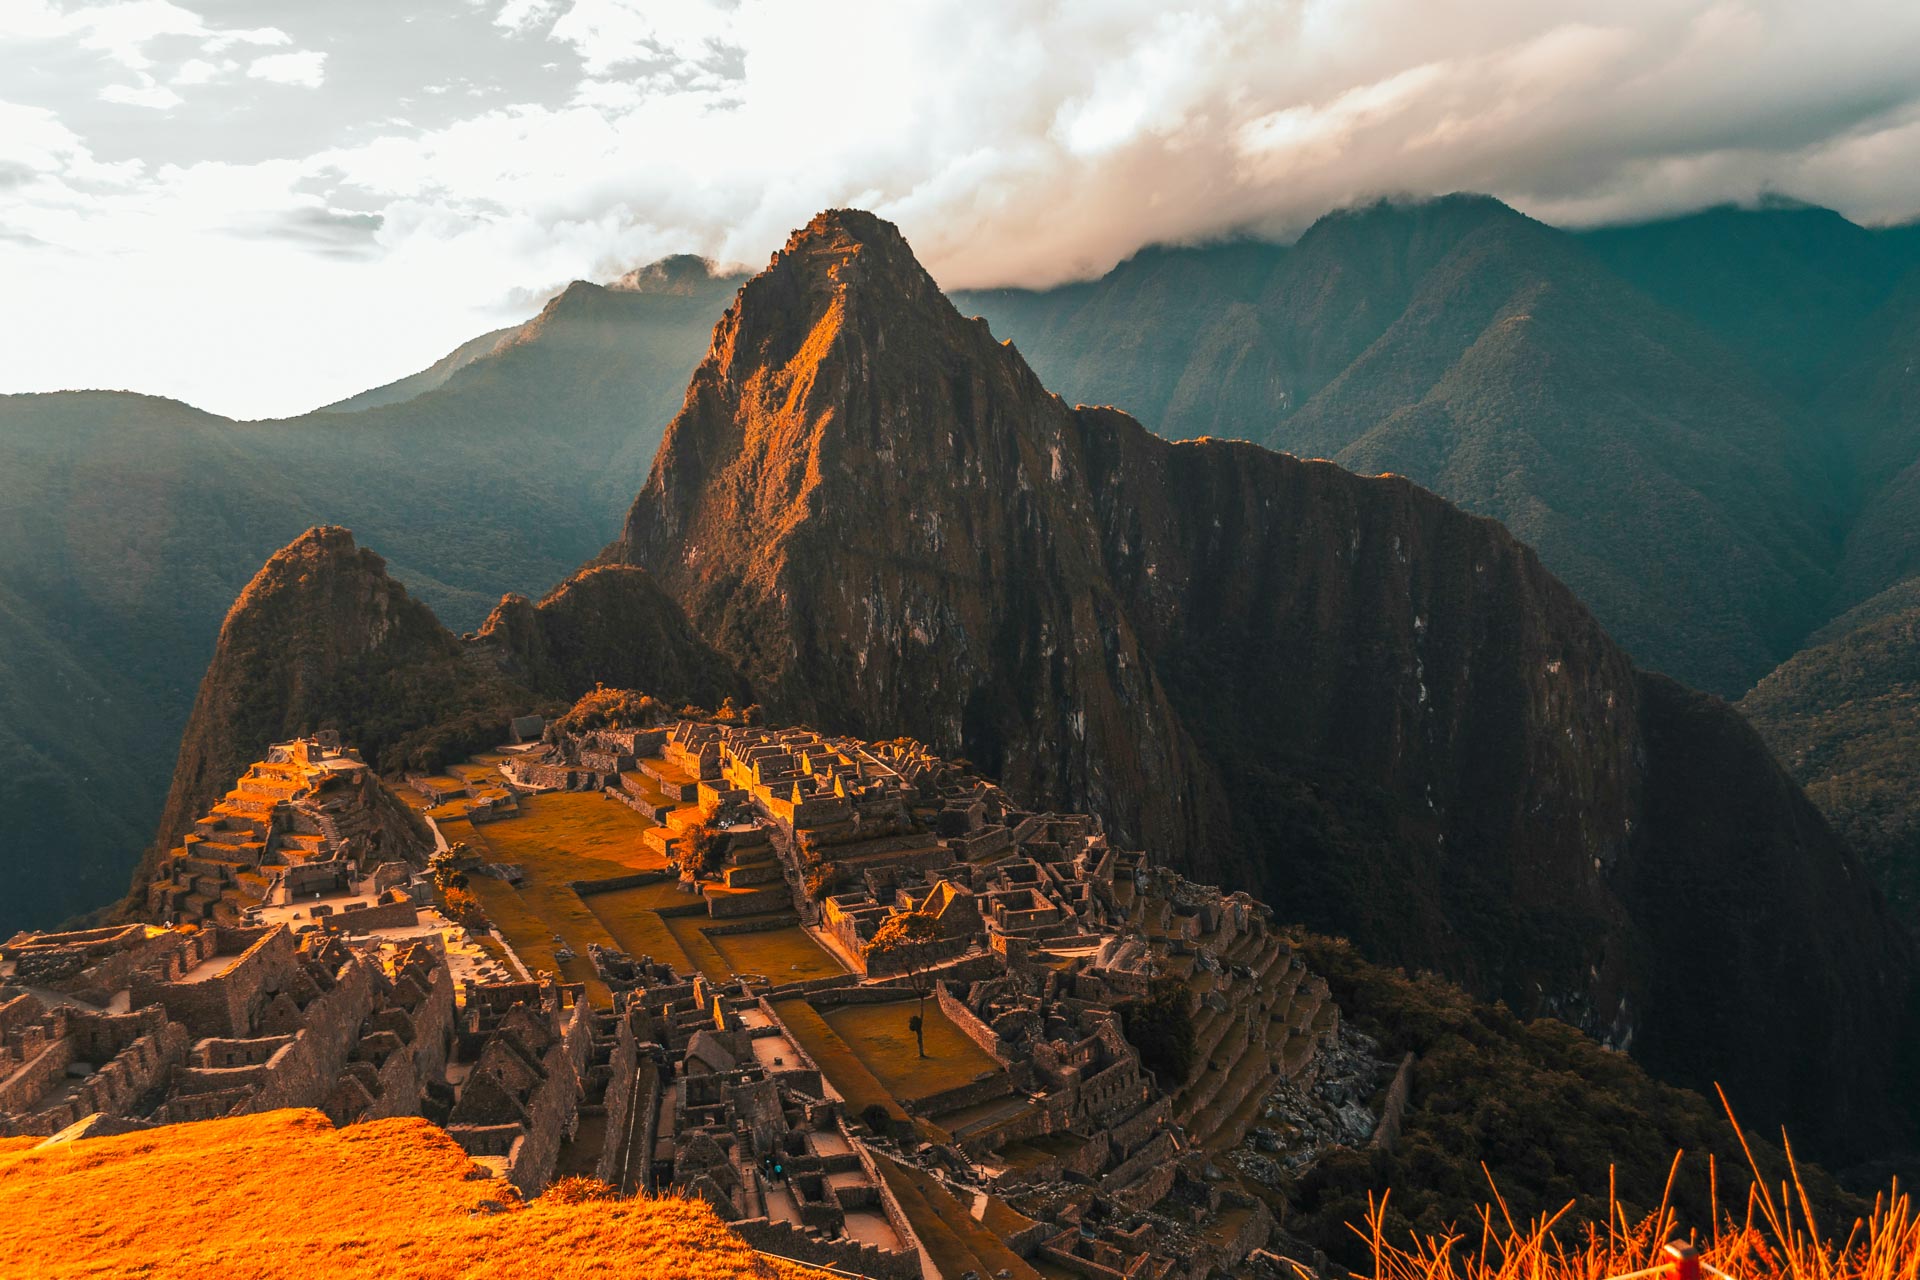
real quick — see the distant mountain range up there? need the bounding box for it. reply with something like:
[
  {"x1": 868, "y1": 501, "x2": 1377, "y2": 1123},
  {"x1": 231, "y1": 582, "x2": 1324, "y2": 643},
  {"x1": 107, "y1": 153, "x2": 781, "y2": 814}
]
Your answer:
[{"x1": 4, "y1": 193, "x2": 1919, "y2": 974}]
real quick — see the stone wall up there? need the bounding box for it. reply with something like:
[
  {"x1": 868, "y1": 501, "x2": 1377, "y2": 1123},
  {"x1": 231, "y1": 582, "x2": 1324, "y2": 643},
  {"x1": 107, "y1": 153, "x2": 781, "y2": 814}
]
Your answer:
[
  {"x1": 594, "y1": 1014, "x2": 640, "y2": 1187},
  {"x1": 168, "y1": 954, "x2": 378, "y2": 1118},
  {"x1": 728, "y1": 1218, "x2": 919, "y2": 1280},
  {"x1": 322, "y1": 900, "x2": 420, "y2": 934},
  {"x1": 506, "y1": 998, "x2": 593, "y2": 1199},
  {"x1": 907, "y1": 1072, "x2": 1013, "y2": 1120},
  {"x1": 1371, "y1": 1052, "x2": 1416, "y2": 1152},
  {"x1": 934, "y1": 984, "x2": 1014, "y2": 1063},
  {"x1": 706, "y1": 885, "x2": 792, "y2": 919},
  {"x1": 131, "y1": 926, "x2": 292, "y2": 1040}
]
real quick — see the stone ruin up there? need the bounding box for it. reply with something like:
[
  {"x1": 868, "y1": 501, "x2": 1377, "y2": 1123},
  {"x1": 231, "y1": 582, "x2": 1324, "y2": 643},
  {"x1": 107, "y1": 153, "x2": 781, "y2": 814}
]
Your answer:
[
  {"x1": 500, "y1": 714, "x2": 1365, "y2": 1279},
  {"x1": 0, "y1": 921, "x2": 453, "y2": 1139},
  {"x1": 5, "y1": 714, "x2": 1385, "y2": 1278},
  {"x1": 146, "y1": 734, "x2": 428, "y2": 927}
]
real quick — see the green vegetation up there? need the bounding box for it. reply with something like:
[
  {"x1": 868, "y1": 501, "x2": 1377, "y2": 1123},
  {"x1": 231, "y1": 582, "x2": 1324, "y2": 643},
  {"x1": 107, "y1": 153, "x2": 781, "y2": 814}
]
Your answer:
[
  {"x1": 1116, "y1": 976, "x2": 1197, "y2": 1086},
  {"x1": 553, "y1": 687, "x2": 665, "y2": 736},
  {"x1": 1281, "y1": 932, "x2": 1864, "y2": 1269},
  {"x1": 1741, "y1": 576, "x2": 1920, "y2": 925}
]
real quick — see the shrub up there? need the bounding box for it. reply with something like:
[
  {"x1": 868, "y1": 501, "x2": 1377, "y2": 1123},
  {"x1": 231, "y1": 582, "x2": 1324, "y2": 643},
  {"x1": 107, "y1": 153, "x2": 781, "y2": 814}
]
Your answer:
[{"x1": 1116, "y1": 976, "x2": 1196, "y2": 1086}]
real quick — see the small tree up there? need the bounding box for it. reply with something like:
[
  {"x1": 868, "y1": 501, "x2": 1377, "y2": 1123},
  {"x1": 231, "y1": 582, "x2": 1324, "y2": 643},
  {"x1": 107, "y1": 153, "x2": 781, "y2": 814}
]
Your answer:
[
  {"x1": 680, "y1": 820, "x2": 729, "y2": 880},
  {"x1": 1117, "y1": 976, "x2": 1197, "y2": 1086},
  {"x1": 863, "y1": 911, "x2": 944, "y2": 1058},
  {"x1": 430, "y1": 844, "x2": 469, "y2": 893}
]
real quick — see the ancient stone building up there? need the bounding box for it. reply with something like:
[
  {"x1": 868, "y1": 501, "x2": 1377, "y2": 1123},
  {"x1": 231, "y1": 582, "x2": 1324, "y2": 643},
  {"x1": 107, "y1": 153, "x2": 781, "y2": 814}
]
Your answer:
[
  {"x1": 145, "y1": 735, "x2": 428, "y2": 926},
  {"x1": 0, "y1": 921, "x2": 454, "y2": 1138}
]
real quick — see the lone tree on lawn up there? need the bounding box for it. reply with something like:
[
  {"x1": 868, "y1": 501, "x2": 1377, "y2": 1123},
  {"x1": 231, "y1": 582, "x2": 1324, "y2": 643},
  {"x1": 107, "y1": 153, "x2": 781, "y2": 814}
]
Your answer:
[{"x1": 863, "y1": 911, "x2": 944, "y2": 1058}]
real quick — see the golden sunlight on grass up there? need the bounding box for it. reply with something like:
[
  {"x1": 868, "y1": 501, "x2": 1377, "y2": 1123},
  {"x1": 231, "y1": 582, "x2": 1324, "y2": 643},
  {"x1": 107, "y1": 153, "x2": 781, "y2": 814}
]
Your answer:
[
  {"x1": 0, "y1": 1109, "x2": 825, "y2": 1280},
  {"x1": 1353, "y1": 1093, "x2": 1918, "y2": 1280}
]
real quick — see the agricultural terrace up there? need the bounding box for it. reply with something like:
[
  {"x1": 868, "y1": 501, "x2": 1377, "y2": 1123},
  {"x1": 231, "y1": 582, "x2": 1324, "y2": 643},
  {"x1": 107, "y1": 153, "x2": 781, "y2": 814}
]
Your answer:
[
  {"x1": 770, "y1": 993, "x2": 1002, "y2": 1118},
  {"x1": 820, "y1": 999, "x2": 1002, "y2": 1103},
  {"x1": 873, "y1": 1155, "x2": 1042, "y2": 1280},
  {"x1": 578, "y1": 882, "x2": 845, "y2": 986}
]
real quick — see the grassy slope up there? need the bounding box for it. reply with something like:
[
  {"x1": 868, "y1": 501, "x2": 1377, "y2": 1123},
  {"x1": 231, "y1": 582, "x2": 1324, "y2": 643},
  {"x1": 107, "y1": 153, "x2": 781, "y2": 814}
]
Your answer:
[{"x1": 0, "y1": 1109, "x2": 822, "y2": 1280}]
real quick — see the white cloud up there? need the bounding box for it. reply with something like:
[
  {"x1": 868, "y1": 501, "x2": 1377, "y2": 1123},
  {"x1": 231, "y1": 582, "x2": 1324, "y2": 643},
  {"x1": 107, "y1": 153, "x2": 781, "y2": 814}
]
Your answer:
[
  {"x1": 247, "y1": 50, "x2": 326, "y2": 88},
  {"x1": 544, "y1": 0, "x2": 737, "y2": 74},
  {"x1": 4, "y1": 0, "x2": 1920, "y2": 419},
  {"x1": 0, "y1": 1, "x2": 288, "y2": 70},
  {"x1": 170, "y1": 57, "x2": 229, "y2": 85},
  {"x1": 98, "y1": 78, "x2": 183, "y2": 109},
  {"x1": 495, "y1": 0, "x2": 562, "y2": 33}
]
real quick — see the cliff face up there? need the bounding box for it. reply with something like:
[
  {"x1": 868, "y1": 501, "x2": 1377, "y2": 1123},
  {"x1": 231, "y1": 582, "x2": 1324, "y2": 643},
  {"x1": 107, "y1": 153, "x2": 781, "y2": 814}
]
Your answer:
[
  {"x1": 607, "y1": 209, "x2": 1911, "y2": 1157},
  {"x1": 473, "y1": 564, "x2": 750, "y2": 708}
]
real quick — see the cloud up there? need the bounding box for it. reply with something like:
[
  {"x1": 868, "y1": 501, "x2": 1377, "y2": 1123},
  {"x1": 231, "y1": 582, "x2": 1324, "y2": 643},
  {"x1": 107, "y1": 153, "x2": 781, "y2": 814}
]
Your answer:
[
  {"x1": 247, "y1": 50, "x2": 326, "y2": 88},
  {"x1": 99, "y1": 77, "x2": 183, "y2": 109},
  {"x1": 0, "y1": 1, "x2": 288, "y2": 71},
  {"x1": 227, "y1": 206, "x2": 385, "y2": 258},
  {"x1": 4, "y1": 0, "x2": 1920, "y2": 419}
]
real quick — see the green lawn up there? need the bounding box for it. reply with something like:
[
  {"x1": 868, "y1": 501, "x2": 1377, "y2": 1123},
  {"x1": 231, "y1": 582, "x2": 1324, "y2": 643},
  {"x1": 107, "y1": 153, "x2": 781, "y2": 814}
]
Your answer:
[{"x1": 820, "y1": 1000, "x2": 1001, "y2": 1103}]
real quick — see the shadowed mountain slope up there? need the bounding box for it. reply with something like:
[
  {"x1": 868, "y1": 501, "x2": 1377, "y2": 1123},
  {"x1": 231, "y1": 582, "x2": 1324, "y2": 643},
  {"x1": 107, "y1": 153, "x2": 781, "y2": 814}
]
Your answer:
[
  {"x1": 607, "y1": 208, "x2": 1912, "y2": 1160},
  {"x1": 1742, "y1": 575, "x2": 1920, "y2": 927},
  {"x1": 965, "y1": 197, "x2": 1844, "y2": 697}
]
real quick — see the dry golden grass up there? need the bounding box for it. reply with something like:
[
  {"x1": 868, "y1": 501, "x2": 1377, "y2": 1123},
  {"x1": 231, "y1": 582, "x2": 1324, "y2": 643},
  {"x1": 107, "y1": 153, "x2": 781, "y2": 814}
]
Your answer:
[
  {"x1": 581, "y1": 879, "x2": 700, "y2": 972},
  {"x1": 705, "y1": 922, "x2": 845, "y2": 983},
  {"x1": 1354, "y1": 1094, "x2": 1918, "y2": 1280},
  {"x1": 457, "y1": 791, "x2": 673, "y2": 1002},
  {"x1": 769, "y1": 996, "x2": 906, "y2": 1124},
  {"x1": 469, "y1": 790, "x2": 660, "y2": 872},
  {"x1": 0, "y1": 1109, "x2": 824, "y2": 1280}
]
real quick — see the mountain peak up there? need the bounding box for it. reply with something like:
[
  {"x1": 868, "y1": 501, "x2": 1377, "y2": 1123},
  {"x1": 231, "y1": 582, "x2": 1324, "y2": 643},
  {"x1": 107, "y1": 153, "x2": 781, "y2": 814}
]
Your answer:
[
  {"x1": 608, "y1": 253, "x2": 732, "y2": 295},
  {"x1": 754, "y1": 207, "x2": 942, "y2": 313}
]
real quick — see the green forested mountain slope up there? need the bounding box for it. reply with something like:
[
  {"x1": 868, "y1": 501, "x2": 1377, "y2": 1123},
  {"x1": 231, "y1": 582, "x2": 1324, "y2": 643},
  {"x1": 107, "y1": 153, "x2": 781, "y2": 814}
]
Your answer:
[{"x1": 1741, "y1": 575, "x2": 1920, "y2": 924}]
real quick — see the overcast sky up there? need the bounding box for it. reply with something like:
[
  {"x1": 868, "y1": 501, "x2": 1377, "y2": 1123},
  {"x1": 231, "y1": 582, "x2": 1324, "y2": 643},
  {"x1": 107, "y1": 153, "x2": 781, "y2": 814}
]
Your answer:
[{"x1": 5, "y1": 0, "x2": 1920, "y2": 419}]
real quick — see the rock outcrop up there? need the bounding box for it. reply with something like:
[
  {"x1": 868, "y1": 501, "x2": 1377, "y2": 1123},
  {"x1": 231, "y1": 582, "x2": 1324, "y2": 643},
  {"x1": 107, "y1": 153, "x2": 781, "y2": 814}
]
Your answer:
[
  {"x1": 603, "y1": 209, "x2": 1911, "y2": 1158},
  {"x1": 473, "y1": 565, "x2": 749, "y2": 709}
]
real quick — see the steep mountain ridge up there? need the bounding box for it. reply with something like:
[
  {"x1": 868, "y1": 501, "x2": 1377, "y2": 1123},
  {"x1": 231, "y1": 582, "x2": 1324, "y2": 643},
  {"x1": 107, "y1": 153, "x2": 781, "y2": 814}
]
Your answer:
[
  {"x1": 0, "y1": 264, "x2": 737, "y2": 933},
  {"x1": 968, "y1": 197, "x2": 1842, "y2": 696},
  {"x1": 607, "y1": 209, "x2": 1910, "y2": 1158}
]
